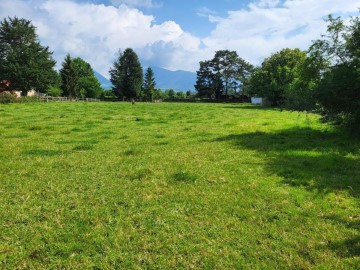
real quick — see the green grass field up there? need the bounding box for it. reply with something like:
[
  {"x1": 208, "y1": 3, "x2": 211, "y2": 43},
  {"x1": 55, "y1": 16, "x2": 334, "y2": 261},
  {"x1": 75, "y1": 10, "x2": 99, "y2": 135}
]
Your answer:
[{"x1": 0, "y1": 102, "x2": 359, "y2": 269}]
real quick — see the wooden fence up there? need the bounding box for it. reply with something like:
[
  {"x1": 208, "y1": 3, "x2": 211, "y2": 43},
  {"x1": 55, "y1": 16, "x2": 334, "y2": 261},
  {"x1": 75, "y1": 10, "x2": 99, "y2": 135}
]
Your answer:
[{"x1": 40, "y1": 97, "x2": 101, "y2": 102}]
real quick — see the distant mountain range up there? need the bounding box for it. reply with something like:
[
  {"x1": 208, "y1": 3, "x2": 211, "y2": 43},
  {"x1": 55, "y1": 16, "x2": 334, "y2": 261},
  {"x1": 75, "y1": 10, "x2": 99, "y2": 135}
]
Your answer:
[
  {"x1": 94, "y1": 71, "x2": 113, "y2": 90},
  {"x1": 94, "y1": 67, "x2": 196, "y2": 92}
]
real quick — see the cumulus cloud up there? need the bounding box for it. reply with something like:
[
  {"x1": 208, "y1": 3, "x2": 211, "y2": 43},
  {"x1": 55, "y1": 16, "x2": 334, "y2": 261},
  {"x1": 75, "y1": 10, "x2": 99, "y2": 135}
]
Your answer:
[
  {"x1": 0, "y1": 0, "x2": 201, "y2": 76},
  {"x1": 0, "y1": 0, "x2": 358, "y2": 75},
  {"x1": 202, "y1": 0, "x2": 360, "y2": 65},
  {"x1": 110, "y1": 0, "x2": 161, "y2": 8}
]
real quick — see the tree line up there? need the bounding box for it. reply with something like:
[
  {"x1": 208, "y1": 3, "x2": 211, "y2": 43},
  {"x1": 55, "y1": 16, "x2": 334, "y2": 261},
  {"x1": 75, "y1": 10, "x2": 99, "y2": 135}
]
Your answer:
[
  {"x1": 195, "y1": 14, "x2": 360, "y2": 132},
  {"x1": 0, "y1": 17, "x2": 165, "y2": 100},
  {"x1": 1, "y1": 15, "x2": 359, "y2": 131}
]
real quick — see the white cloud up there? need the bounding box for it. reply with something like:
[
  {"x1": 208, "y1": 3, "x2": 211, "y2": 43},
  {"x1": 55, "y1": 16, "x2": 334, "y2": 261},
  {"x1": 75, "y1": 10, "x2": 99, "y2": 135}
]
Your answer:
[
  {"x1": 0, "y1": 0, "x2": 201, "y2": 76},
  {"x1": 0, "y1": 0, "x2": 358, "y2": 75},
  {"x1": 110, "y1": 0, "x2": 161, "y2": 8},
  {"x1": 257, "y1": 0, "x2": 281, "y2": 8},
  {"x1": 197, "y1": 7, "x2": 217, "y2": 18},
  {"x1": 202, "y1": 0, "x2": 360, "y2": 65}
]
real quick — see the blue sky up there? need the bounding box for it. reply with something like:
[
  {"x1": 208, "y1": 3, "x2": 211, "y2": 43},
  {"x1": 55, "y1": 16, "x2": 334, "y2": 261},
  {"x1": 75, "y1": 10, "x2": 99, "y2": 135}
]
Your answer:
[{"x1": 0, "y1": 0, "x2": 359, "y2": 77}]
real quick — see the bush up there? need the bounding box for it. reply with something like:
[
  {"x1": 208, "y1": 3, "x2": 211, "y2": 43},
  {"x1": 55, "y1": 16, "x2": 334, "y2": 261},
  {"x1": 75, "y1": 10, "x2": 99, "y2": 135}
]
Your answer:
[
  {"x1": 47, "y1": 86, "x2": 62, "y2": 97},
  {"x1": 0, "y1": 91, "x2": 18, "y2": 103},
  {"x1": 20, "y1": 96, "x2": 40, "y2": 103}
]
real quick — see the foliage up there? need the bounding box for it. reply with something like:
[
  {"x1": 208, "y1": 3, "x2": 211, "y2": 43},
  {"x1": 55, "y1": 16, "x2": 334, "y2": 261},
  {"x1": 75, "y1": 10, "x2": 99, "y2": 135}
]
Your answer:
[
  {"x1": 60, "y1": 54, "x2": 78, "y2": 97},
  {"x1": 284, "y1": 57, "x2": 319, "y2": 112},
  {"x1": 72, "y1": 57, "x2": 94, "y2": 78},
  {"x1": 143, "y1": 67, "x2": 156, "y2": 101},
  {"x1": 0, "y1": 91, "x2": 17, "y2": 103},
  {"x1": 309, "y1": 15, "x2": 360, "y2": 132},
  {"x1": 246, "y1": 48, "x2": 306, "y2": 107},
  {"x1": 60, "y1": 55, "x2": 102, "y2": 98},
  {"x1": 47, "y1": 85, "x2": 62, "y2": 97},
  {"x1": 0, "y1": 17, "x2": 57, "y2": 95},
  {"x1": 19, "y1": 95, "x2": 40, "y2": 103},
  {"x1": 164, "y1": 89, "x2": 176, "y2": 98},
  {"x1": 0, "y1": 102, "x2": 359, "y2": 268},
  {"x1": 195, "y1": 50, "x2": 253, "y2": 99},
  {"x1": 77, "y1": 76, "x2": 103, "y2": 98},
  {"x1": 100, "y1": 89, "x2": 117, "y2": 99},
  {"x1": 109, "y1": 48, "x2": 143, "y2": 98},
  {"x1": 176, "y1": 91, "x2": 186, "y2": 98},
  {"x1": 152, "y1": 88, "x2": 163, "y2": 100}
]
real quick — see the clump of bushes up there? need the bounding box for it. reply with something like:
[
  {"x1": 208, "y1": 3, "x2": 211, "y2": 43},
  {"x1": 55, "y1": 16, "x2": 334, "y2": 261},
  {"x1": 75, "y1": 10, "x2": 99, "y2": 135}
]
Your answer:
[
  {"x1": 20, "y1": 96, "x2": 40, "y2": 103},
  {"x1": 0, "y1": 91, "x2": 18, "y2": 103}
]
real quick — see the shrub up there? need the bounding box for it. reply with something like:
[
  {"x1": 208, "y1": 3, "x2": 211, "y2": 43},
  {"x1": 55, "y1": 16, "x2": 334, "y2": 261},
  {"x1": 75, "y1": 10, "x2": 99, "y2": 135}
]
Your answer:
[
  {"x1": 47, "y1": 86, "x2": 62, "y2": 97},
  {"x1": 20, "y1": 96, "x2": 40, "y2": 103},
  {"x1": 0, "y1": 91, "x2": 18, "y2": 103}
]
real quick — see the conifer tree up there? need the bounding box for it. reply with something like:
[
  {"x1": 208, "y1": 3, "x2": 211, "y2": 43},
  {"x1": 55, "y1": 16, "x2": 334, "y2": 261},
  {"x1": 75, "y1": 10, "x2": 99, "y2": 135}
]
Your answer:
[
  {"x1": 109, "y1": 48, "x2": 143, "y2": 99},
  {"x1": 143, "y1": 67, "x2": 156, "y2": 101},
  {"x1": 0, "y1": 17, "x2": 57, "y2": 95},
  {"x1": 60, "y1": 54, "x2": 78, "y2": 97}
]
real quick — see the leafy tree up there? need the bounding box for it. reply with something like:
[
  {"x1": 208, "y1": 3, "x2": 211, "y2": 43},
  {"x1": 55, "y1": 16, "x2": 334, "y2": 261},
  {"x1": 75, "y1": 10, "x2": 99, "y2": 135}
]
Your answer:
[
  {"x1": 101, "y1": 89, "x2": 116, "y2": 99},
  {"x1": 143, "y1": 67, "x2": 156, "y2": 101},
  {"x1": 0, "y1": 17, "x2": 57, "y2": 95},
  {"x1": 60, "y1": 54, "x2": 78, "y2": 97},
  {"x1": 284, "y1": 57, "x2": 319, "y2": 111},
  {"x1": 164, "y1": 89, "x2": 176, "y2": 98},
  {"x1": 246, "y1": 48, "x2": 306, "y2": 106},
  {"x1": 73, "y1": 57, "x2": 102, "y2": 98},
  {"x1": 309, "y1": 15, "x2": 360, "y2": 131},
  {"x1": 60, "y1": 55, "x2": 102, "y2": 98},
  {"x1": 176, "y1": 91, "x2": 186, "y2": 98},
  {"x1": 153, "y1": 89, "x2": 163, "y2": 100},
  {"x1": 73, "y1": 57, "x2": 94, "y2": 78},
  {"x1": 109, "y1": 48, "x2": 143, "y2": 99},
  {"x1": 78, "y1": 76, "x2": 102, "y2": 98},
  {"x1": 195, "y1": 50, "x2": 253, "y2": 99},
  {"x1": 213, "y1": 50, "x2": 253, "y2": 98},
  {"x1": 195, "y1": 60, "x2": 220, "y2": 99},
  {"x1": 47, "y1": 85, "x2": 62, "y2": 97}
]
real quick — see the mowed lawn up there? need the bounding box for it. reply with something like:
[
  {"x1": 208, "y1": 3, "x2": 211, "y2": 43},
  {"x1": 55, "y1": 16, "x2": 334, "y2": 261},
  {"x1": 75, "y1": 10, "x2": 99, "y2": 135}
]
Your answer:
[{"x1": 0, "y1": 102, "x2": 359, "y2": 269}]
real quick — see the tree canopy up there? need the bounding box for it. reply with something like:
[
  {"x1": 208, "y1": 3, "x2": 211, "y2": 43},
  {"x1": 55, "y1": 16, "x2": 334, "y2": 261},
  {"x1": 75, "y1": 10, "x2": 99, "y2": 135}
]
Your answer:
[
  {"x1": 0, "y1": 17, "x2": 57, "y2": 95},
  {"x1": 195, "y1": 50, "x2": 253, "y2": 100},
  {"x1": 60, "y1": 55, "x2": 102, "y2": 98},
  {"x1": 109, "y1": 48, "x2": 143, "y2": 99},
  {"x1": 246, "y1": 48, "x2": 306, "y2": 107},
  {"x1": 309, "y1": 15, "x2": 360, "y2": 132}
]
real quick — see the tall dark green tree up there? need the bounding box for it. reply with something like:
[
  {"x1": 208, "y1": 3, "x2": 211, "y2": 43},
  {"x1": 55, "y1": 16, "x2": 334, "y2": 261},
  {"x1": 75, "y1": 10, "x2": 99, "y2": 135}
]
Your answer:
[
  {"x1": 195, "y1": 50, "x2": 252, "y2": 99},
  {"x1": 195, "y1": 60, "x2": 220, "y2": 99},
  {"x1": 60, "y1": 54, "x2": 78, "y2": 97},
  {"x1": 143, "y1": 67, "x2": 156, "y2": 101},
  {"x1": 0, "y1": 17, "x2": 57, "y2": 95},
  {"x1": 109, "y1": 48, "x2": 143, "y2": 99}
]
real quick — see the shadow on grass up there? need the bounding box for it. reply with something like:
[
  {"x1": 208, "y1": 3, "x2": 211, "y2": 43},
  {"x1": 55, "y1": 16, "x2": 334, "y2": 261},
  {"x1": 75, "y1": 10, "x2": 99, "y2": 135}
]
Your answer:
[
  {"x1": 324, "y1": 215, "x2": 360, "y2": 259},
  {"x1": 215, "y1": 127, "x2": 360, "y2": 197},
  {"x1": 216, "y1": 127, "x2": 360, "y2": 261}
]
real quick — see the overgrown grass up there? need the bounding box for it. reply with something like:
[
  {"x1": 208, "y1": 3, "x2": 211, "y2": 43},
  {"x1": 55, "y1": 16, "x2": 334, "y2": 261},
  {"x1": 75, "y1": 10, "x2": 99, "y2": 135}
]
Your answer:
[{"x1": 0, "y1": 102, "x2": 359, "y2": 269}]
